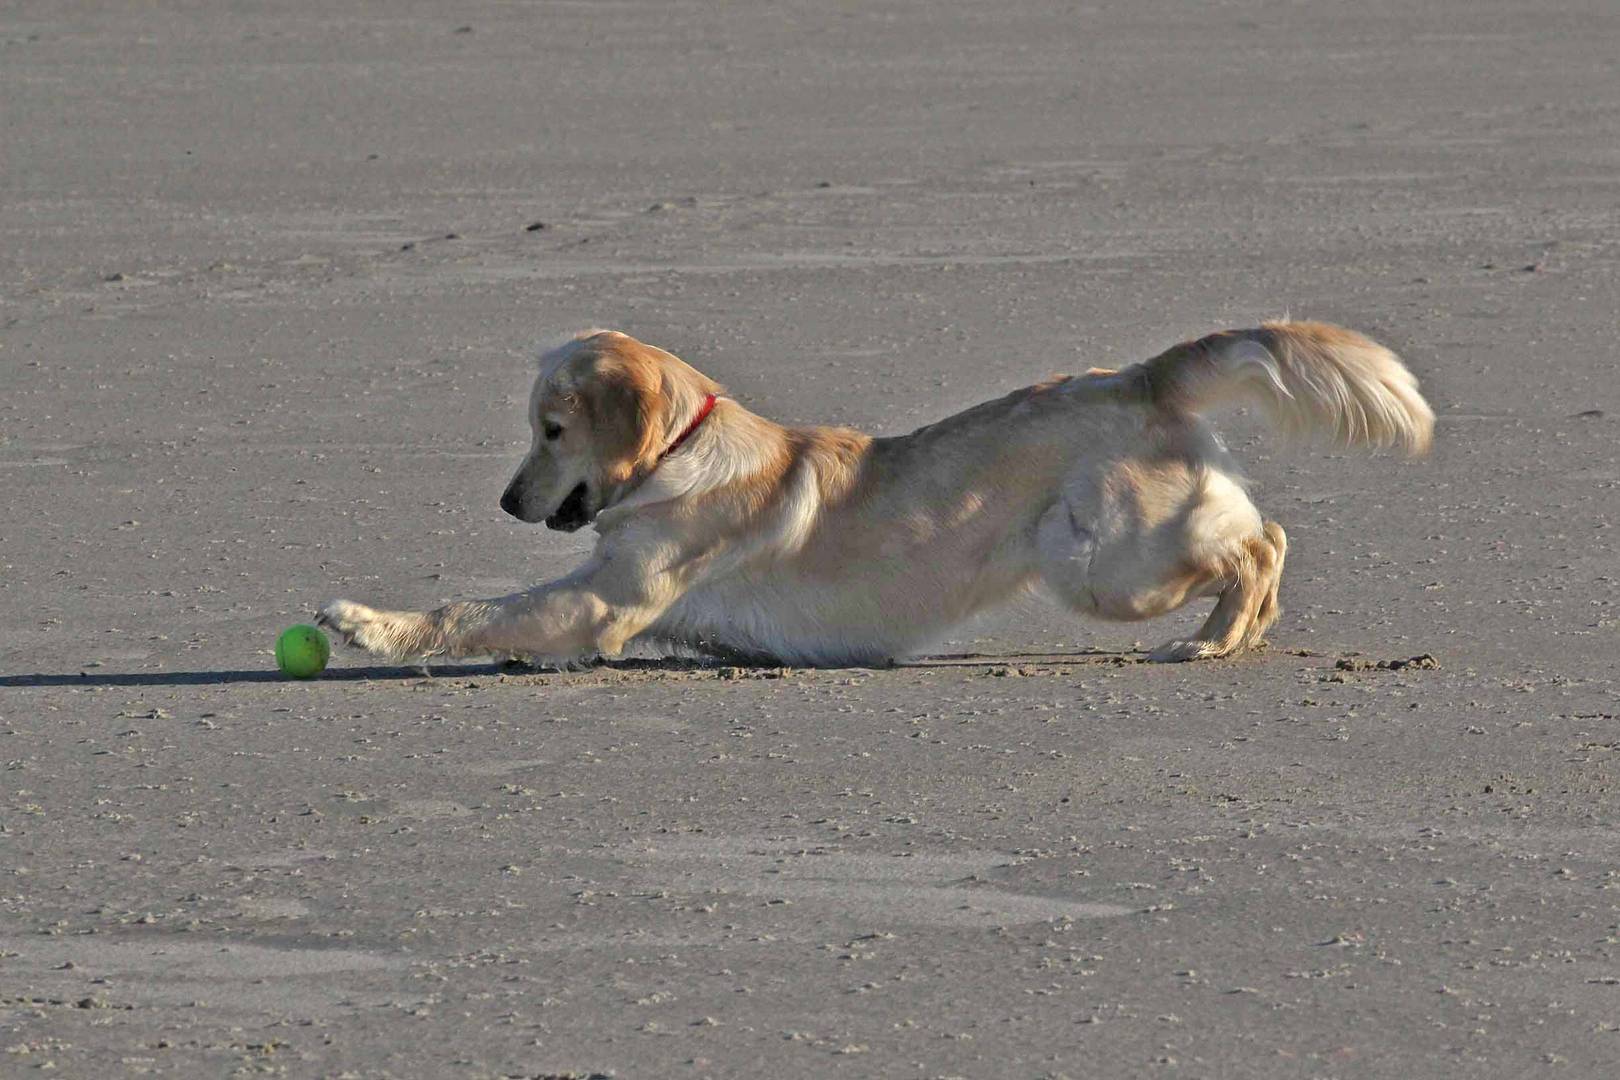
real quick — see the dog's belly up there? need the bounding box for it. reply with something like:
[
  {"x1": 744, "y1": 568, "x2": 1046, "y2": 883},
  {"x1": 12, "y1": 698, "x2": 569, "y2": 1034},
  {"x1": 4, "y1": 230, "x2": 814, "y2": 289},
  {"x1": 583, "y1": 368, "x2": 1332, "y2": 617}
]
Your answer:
[
  {"x1": 645, "y1": 576, "x2": 904, "y2": 666},
  {"x1": 645, "y1": 556, "x2": 1036, "y2": 667}
]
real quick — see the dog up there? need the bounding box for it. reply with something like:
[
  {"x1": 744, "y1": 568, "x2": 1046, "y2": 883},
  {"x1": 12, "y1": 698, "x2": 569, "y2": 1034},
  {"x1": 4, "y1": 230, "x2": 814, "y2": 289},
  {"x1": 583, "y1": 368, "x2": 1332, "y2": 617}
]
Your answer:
[{"x1": 318, "y1": 322, "x2": 1433, "y2": 665}]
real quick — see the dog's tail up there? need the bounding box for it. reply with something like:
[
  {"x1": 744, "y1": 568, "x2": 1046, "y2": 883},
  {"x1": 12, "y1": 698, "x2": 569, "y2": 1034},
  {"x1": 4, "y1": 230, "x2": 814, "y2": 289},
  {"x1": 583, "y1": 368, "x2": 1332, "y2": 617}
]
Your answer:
[{"x1": 1132, "y1": 320, "x2": 1434, "y2": 454}]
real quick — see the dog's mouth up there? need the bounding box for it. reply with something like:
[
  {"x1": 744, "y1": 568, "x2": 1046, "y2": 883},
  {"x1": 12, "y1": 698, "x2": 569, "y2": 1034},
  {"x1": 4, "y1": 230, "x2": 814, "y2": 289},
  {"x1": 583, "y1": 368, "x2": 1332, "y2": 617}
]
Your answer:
[{"x1": 545, "y1": 482, "x2": 593, "y2": 532}]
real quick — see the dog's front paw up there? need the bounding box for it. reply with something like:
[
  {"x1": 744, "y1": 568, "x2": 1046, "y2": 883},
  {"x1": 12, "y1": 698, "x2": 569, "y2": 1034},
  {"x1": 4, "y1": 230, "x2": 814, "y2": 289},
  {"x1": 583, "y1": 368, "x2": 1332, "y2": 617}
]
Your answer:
[
  {"x1": 317, "y1": 599, "x2": 436, "y2": 660},
  {"x1": 315, "y1": 598, "x2": 375, "y2": 646}
]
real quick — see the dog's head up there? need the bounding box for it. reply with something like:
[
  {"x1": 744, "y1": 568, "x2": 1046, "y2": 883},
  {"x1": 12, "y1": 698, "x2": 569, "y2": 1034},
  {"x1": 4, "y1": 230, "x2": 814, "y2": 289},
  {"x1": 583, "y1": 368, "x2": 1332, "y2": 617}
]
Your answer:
[{"x1": 500, "y1": 330, "x2": 722, "y2": 531}]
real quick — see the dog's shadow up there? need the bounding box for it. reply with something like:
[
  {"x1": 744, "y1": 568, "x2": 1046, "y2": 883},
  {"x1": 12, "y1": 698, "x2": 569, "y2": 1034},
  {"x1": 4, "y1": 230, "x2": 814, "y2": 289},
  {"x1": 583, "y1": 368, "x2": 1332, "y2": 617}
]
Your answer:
[
  {"x1": 0, "y1": 650, "x2": 1156, "y2": 689},
  {"x1": 0, "y1": 664, "x2": 499, "y2": 688}
]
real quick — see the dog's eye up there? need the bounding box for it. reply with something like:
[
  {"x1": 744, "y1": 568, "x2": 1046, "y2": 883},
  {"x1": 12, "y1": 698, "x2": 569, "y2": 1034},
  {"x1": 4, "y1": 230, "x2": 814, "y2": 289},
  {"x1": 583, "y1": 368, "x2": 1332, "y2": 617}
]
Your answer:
[{"x1": 542, "y1": 421, "x2": 564, "y2": 441}]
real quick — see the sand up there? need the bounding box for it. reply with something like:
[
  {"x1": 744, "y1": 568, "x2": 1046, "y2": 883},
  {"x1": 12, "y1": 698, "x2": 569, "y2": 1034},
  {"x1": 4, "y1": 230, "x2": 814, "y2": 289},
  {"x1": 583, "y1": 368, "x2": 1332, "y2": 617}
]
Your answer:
[{"x1": 4, "y1": 1, "x2": 1619, "y2": 1076}]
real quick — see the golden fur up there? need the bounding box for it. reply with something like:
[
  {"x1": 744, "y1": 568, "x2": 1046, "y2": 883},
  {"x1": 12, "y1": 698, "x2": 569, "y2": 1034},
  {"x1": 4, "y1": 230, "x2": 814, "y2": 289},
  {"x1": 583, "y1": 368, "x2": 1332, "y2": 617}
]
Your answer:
[{"x1": 320, "y1": 322, "x2": 1434, "y2": 665}]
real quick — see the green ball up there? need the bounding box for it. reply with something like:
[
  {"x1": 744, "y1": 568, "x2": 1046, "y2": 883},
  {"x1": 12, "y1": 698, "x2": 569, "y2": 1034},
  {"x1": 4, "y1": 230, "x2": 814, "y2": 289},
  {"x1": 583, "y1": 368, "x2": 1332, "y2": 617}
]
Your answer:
[{"x1": 275, "y1": 624, "x2": 330, "y2": 679}]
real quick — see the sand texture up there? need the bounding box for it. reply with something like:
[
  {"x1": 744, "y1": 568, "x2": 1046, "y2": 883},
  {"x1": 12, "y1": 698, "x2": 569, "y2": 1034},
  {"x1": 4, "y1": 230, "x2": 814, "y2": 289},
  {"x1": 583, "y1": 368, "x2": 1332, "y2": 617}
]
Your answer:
[{"x1": 4, "y1": 2, "x2": 1620, "y2": 1076}]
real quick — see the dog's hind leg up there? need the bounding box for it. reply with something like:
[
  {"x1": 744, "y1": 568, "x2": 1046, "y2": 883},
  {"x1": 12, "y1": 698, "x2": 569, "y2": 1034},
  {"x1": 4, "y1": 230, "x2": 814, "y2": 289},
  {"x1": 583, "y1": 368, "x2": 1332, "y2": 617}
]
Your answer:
[
  {"x1": 1248, "y1": 520, "x2": 1287, "y2": 648},
  {"x1": 1036, "y1": 455, "x2": 1286, "y2": 661},
  {"x1": 1147, "y1": 521, "x2": 1286, "y2": 661}
]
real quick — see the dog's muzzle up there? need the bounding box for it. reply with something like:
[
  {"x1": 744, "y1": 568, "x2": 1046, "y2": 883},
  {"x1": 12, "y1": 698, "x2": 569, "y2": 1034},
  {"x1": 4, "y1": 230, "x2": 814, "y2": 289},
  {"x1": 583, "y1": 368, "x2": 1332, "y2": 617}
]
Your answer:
[{"x1": 545, "y1": 482, "x2": 592, "y2": 532}]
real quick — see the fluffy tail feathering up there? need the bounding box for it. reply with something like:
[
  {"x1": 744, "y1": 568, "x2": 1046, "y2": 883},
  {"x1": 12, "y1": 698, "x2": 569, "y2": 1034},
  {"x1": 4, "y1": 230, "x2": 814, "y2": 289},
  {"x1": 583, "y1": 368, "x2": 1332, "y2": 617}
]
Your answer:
[{"x1": 1134, "y1": 320, "x2": 1435, "y2": 454}]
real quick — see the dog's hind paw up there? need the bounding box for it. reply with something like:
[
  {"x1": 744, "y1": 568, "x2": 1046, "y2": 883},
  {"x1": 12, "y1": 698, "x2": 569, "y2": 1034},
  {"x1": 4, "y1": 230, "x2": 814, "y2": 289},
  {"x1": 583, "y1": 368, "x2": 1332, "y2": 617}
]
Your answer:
[{"x1": 1147, "y1": 638, "x2": 1224, "y2": 663}]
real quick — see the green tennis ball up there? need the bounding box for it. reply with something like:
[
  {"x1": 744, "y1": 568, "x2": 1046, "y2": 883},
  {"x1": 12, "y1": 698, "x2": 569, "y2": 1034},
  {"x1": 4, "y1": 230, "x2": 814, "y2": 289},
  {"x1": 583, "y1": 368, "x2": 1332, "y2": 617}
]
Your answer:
[{"x1": 275, "y1": 624, "x2": 330, "y2": 679}]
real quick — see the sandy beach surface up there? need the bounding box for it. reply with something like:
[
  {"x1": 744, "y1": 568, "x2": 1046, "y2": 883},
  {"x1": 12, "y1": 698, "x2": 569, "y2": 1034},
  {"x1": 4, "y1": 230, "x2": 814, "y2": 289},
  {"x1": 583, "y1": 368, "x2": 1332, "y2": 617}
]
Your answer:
[{"x1": 4, "y1": 2, "x2": 1619, "y2": 1076}]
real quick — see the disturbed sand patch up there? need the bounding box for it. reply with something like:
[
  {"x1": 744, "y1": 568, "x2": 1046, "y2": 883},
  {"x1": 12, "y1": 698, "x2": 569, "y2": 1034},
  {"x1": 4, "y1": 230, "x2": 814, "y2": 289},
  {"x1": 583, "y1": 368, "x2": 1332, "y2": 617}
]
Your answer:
[
  {"x1": 1, "y1": 936, "x2": 402, "y2": 1014},
  {"x1": 604, "y1": 835, "x2": 1134, "y2": 928}
]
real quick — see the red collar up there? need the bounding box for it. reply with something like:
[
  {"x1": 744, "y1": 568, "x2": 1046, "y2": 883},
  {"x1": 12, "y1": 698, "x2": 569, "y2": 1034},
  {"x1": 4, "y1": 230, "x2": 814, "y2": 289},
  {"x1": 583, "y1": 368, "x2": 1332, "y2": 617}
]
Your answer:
[{"x1": 660, "y1": 393, "x2": 717, "y2": 460}]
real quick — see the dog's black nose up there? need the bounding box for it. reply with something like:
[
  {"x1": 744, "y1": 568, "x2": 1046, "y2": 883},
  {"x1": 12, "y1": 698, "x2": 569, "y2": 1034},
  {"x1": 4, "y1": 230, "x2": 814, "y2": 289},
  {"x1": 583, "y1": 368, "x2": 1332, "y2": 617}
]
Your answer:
[{"x1": 499, "y1": 486, "x2": 521, "y2": 519}]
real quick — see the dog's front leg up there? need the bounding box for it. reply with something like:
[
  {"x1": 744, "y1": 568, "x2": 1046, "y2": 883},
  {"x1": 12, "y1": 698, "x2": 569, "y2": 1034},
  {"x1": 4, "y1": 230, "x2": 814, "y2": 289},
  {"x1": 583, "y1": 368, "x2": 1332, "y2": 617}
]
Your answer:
[{"x1": 318, "y1": 560, "x2": 676, "y2": 663}]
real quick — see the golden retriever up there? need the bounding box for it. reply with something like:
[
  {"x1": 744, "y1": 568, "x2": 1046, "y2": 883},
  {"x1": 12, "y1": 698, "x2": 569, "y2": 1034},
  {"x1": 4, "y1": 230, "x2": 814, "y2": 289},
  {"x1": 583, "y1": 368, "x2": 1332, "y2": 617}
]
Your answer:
[{"x1": 318, "y1": 322, "x2": 1433, "y2": 665}]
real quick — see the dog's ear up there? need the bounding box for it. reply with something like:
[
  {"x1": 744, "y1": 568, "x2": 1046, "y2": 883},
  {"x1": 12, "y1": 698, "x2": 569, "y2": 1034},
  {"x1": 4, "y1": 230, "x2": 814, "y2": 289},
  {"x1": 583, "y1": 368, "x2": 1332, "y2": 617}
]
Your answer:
[{"x1": 583, "y1": 352, "x2": 667, "y2": 485}]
